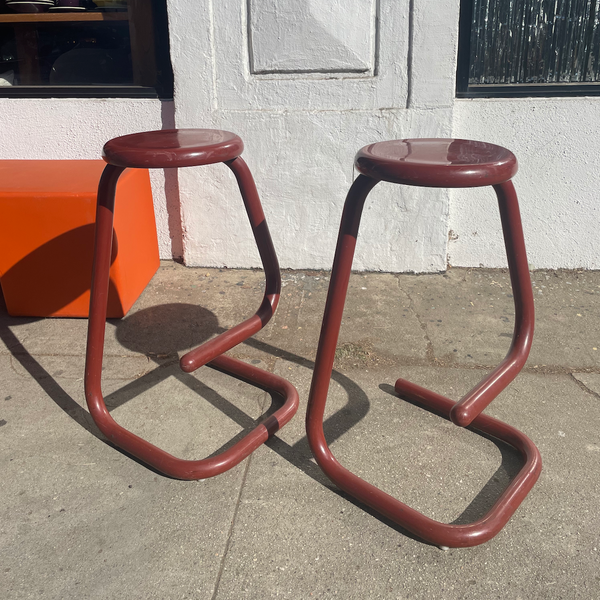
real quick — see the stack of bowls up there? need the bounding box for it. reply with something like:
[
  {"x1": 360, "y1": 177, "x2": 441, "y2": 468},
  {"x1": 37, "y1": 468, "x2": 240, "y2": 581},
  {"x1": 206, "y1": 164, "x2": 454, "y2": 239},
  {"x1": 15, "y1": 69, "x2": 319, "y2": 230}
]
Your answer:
[{"x1": 6, "y1": 1, "x2": 54, "y2": 12}]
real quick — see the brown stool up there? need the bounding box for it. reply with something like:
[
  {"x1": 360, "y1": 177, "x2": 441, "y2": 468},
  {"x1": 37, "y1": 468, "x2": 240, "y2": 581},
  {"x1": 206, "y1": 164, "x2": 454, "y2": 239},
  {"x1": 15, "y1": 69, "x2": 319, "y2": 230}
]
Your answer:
[
  {"x1": 306, "y1": 138, "x2": 541, "y2": 547},
  {"x1": 85, "y1": 129, "x2": 298, "y2": 480}
]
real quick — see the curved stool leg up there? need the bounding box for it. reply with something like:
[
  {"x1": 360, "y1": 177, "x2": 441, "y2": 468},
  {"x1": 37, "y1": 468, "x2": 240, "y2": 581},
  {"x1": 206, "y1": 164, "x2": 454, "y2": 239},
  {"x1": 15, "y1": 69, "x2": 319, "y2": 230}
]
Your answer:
[
  {"x1": 396, "y1": 180, "x2": 535, "y2": 427},
  {"x1": 306, "y1": 175, "x2": 541, "y2": 547},
  {"x1": 85, "y1": 164, "x2": 299, "y2": 480},
  {"x1": 180, "y1": 157, "x2": 281, "y2": 372}
]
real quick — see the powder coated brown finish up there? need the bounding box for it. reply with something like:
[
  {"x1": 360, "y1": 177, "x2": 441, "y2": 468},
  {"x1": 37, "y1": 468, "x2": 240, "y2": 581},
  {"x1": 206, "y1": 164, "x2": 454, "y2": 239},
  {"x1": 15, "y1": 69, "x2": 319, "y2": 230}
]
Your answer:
[
  {"x1": 85, "y1": 129, "x2": 298, "y2": 480},
  {"x1": 102, "y1": 129, "x2": 244, "y2": 169},
  {"x1": 306, "y1": 139, "x2": 541, "y2": 547},
  {"x1": 355, "y1": 138, "x2": 518, "y2": 188}
]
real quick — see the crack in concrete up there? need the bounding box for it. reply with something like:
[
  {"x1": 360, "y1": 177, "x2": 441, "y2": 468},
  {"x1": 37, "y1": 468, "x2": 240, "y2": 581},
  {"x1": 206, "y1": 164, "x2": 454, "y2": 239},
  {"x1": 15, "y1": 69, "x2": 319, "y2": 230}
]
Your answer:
[
  {"x1": 569, "y1": 373, "x2": 600, "y2": 401},
  {"x1": 398, "y1": 278, "x2": 436, "y2": 365},
  {"x1": 10, "y1": 345, "x2": 600, "y2": 380},
  {"x1": 211, "y1": 454, "x2": 253, "y2": 600},
  {"x1": 0, "y1": 349, "x2": 149, "y2": 359}
]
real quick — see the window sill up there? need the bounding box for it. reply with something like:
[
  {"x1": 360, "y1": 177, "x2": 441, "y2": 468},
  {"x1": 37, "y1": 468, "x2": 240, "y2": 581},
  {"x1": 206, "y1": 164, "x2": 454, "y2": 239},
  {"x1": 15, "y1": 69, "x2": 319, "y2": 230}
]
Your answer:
[
  {"x1": 457, "y1": 83, "x2": 600, "y2": 99},
  {"x1": 0, "y1": 85, "x2": 169, "y2": 99}
]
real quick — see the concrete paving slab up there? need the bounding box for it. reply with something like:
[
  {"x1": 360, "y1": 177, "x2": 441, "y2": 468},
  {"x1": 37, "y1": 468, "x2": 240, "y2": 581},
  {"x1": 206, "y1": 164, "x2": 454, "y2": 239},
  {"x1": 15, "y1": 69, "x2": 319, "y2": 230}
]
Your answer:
[
  {"x1": 399, "y1": 269, "x2": 516, "y2": 367},
  {"x1": 528, "y1": 269, "x2": 600, "y2": 369},
  {"x1": 251, "y1": 270, "x2": 428, "y2": 366},
  {"x1": 0, "y1": 315, "x2": 91, "y2": 357},
  {"x1": 340, "y1": 273, "x2": 428, "y2": 363},
  {"x1": 0, "y1": 352, "x2": 273, "y2": 600},
  {"x1": 105, "y1": 362, "x2": 269, "y2": 460},
  {"x1": 214, "y1": 362, "x2": 599, "y2": 599},
  {"x1": 2, "y1": 263, "x2": 600, "y2": 599},
  {"x1": 9, "y1": 353, "x2": 155, "y2": 382},
  {"x1": 400, "y1": 268, "x2": 600, "y2": 370}
]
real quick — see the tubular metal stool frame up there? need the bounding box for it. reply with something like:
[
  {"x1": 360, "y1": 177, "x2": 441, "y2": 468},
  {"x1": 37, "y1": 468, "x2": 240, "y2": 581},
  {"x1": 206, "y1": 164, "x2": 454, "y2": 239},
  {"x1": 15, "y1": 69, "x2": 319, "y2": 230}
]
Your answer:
[
  {"x1": 85, "y1": 129, "x2": 299, "y2": 480},
  {"x1": 306, "y1": 139, "x2": 542, "y2": 547}
]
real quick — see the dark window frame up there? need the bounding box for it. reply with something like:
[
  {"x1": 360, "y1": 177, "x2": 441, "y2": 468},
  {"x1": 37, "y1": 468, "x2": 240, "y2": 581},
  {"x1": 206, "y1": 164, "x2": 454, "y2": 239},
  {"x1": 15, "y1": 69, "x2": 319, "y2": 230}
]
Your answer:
[
  {"x1": 0, "y1": 0, "x2": 173, "y2": 99},
  {"x1": 456, "y1": 0, "x2": 600, "y2": 98}
]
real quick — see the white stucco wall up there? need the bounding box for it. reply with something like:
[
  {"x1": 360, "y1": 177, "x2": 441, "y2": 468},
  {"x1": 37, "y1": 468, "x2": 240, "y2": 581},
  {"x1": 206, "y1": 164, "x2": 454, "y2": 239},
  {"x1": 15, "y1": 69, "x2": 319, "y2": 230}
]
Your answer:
[
  {"x1": 166, "y1": 0, "x2": 458, "y2": 272},
  {"x1": 0, "y1": 1, "x2": 597, "y2": 272},
  {"x1": 450, "y1": 97, "x2": 600, "y2": 269}
]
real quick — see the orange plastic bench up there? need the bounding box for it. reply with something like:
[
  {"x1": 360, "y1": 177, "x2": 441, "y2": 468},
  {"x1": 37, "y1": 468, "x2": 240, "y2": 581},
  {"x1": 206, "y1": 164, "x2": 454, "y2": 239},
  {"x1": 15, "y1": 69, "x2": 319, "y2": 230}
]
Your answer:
[{"x1": 0, "y1": 160, "x2": 159, "y2": 318}]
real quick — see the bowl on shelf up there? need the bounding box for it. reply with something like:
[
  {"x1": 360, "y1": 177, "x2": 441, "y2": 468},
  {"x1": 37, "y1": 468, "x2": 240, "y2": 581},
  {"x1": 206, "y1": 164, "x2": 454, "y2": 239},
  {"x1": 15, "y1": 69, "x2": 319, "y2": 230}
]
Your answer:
[
  {"x1": 50, "y1": 1, "x2": 86, "y2": 11},
  {"x1": 6, "y1": 1, "x2": 54, "y2": 13}
]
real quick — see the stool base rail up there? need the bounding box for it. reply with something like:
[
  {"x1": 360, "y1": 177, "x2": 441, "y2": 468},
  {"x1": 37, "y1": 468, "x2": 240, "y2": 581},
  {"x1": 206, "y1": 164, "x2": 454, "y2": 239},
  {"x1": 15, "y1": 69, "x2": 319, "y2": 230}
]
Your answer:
[{"x1": 180, "y1": 156, "x2": 282, "y2": 373}]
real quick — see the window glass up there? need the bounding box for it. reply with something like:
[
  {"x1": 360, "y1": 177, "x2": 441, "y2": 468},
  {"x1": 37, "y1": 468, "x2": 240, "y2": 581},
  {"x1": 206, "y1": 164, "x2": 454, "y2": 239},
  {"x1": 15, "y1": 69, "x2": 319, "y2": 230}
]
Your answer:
[
  {"x1": 457, "y1": 0, "x2": 600, "y2": 97},
  {"x1": 0, "y1": 0, "x2": 172, "y2": 97}
]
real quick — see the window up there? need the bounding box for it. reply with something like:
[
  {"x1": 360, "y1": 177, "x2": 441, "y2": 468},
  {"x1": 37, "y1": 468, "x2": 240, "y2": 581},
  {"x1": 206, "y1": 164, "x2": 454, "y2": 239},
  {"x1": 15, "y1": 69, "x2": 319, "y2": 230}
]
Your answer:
[
  {"x1": 457, "y1": 0, "x2": 600, "y2": 97},
  {"x1": 0, "y1": 0, "x2": 172, "y2": 98}
]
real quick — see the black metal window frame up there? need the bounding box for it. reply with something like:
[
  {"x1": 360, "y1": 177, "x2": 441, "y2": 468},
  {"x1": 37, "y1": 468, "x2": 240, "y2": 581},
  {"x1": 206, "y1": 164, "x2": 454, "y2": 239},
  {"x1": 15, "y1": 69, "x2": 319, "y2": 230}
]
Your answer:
[
  {"x1": 457, "y1": 0, "x2": 600, "y2": 98},
  {"x1": 0, "y1": 0, "x2": 173, "y2": 100}
]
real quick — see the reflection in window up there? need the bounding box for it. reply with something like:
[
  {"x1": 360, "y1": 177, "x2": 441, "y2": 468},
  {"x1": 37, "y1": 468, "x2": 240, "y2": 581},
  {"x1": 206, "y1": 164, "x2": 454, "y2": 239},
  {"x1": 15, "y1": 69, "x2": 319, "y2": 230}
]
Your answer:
[
  {"x1": 0, "y1": 0, "x2": 172, "y2": 97},
  {"x1": 457, "y1": 0, "x2": 600, "y2": 96}
]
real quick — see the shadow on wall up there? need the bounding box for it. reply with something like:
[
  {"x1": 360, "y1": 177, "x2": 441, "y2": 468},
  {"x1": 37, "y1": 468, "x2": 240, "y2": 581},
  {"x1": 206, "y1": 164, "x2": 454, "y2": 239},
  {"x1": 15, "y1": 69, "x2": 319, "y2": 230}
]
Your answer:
[{"x1": 161, "y1": 100, "x2": 184, "y2": 262}]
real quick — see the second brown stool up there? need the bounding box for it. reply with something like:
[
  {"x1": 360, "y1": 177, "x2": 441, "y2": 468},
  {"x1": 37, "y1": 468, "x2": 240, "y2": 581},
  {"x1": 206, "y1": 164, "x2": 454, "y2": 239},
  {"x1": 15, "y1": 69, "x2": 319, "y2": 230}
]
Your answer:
[{"x1": 306, "y1": 138, "x2": 542, "y2": 547}]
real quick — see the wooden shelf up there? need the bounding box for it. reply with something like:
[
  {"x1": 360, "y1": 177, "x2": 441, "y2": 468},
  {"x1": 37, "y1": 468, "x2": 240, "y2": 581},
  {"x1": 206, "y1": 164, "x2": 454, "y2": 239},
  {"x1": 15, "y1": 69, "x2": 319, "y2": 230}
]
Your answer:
[{"x1": 0, "y1": 12, "x2": 128, "y2": 23}]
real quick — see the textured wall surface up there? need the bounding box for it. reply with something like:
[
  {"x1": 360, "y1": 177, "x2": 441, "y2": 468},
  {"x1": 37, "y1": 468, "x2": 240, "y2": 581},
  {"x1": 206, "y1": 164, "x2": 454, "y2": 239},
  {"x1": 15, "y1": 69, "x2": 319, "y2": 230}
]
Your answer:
[
  {"x1": 451, "y1": 97, "x2": 600, "y2": 269},
  {"x1": 0, "y1": 2, "x2": 597, "y2": 271},
  {"x1": 249, "y1": 0, "x2": 375, "y2": 74},
  {"x1": 167, "y1": 0, "x2": 457, "y2": 272}
]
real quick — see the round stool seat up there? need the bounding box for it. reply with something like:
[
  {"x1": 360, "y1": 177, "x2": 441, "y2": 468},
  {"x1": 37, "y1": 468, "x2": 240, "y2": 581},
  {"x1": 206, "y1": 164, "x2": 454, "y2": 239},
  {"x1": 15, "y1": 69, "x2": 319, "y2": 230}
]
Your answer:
[
  {"x1": 103, "y1": 129, "x2": 244, "y2": 169},
  {"x1": 355, "y1": 138, "x2": 517, "y2": 188}
]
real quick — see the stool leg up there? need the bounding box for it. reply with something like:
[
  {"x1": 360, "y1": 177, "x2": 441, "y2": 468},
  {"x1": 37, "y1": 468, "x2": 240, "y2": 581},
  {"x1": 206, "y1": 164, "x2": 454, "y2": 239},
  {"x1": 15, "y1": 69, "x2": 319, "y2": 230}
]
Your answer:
[
  {"x1": 306, "y1": 175, "x2": 541, "y2": 547},
  {"x1": 396, "y1": 179, "x2": 535, "y2": 427},
  {"x1": 84, "y1": 164, "x2": 298, "y2": 480},
  {"x1": 85, "y1": 164, "x2": 125, "y2": 435},
  {"x1": 306, "y1": 174, "x2": 378, "y2": 451},
  {"x1": 179, "y1": 156, "x2": 281, "y2": 373}
]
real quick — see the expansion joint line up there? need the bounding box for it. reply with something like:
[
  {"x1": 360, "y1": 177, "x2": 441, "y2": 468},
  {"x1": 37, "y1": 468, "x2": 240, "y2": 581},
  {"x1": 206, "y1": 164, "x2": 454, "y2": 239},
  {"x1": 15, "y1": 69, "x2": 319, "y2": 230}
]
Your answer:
[
  {"x1": 211, "y1": 454, "x2": 253, "y2": 600},
  {"x1": 398, "y1": 279, "x2": 436, "y2": 365}
]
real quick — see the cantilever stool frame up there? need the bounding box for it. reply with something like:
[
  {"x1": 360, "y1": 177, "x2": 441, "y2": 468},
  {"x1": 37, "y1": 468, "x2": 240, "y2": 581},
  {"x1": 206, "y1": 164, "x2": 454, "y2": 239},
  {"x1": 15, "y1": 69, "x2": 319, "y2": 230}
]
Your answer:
[
  {"x1": 306, "y1": 138, "x2": 542, "y2": 547},
  {"x1": 85, "y1": 129, "x2": 299, "y2": 480}
]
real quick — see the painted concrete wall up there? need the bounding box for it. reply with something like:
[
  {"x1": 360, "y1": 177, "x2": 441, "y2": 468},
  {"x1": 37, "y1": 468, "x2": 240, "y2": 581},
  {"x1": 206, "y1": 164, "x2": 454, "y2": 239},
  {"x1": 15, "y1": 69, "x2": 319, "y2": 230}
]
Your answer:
[
  {"x1": 451, "y1": 97, "x2": 600, "y2": 270},
  {"x1": 0, "y1": 1, "x2": 597, "y2": 272},
  {"x1": 166, "y1": 0, "x2": 459, "y2": 272}
]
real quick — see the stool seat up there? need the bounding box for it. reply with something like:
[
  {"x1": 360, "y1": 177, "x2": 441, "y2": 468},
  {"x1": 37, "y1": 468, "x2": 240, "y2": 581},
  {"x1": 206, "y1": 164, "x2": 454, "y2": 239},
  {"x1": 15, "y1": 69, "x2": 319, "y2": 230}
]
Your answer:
[
  {"x1": 103, "y1": 129, "x2": 244, "y2": 169},
  {"x1": 355, "y1": 138, "x2": 517, "y2": 188}
]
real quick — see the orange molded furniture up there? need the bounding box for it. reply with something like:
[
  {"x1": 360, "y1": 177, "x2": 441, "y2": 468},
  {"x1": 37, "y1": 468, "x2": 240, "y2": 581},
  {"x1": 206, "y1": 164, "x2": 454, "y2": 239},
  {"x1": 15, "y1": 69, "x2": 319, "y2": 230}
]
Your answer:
[{"x1": 0, "y1": 160, "x2": 159, "y2": 318}]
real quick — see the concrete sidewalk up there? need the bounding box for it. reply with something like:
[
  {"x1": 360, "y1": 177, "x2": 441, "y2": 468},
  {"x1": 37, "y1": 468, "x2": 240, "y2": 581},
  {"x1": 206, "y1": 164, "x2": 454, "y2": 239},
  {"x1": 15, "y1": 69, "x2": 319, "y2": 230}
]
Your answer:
[{"x1": 1, "y1": 262, "x2": 599, "y2": 599}]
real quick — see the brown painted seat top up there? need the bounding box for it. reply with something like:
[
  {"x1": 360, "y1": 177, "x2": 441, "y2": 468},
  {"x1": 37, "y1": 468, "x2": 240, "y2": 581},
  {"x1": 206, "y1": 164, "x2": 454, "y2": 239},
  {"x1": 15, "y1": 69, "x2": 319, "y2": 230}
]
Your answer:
[
  {"x1": 103, "y1": 129, "x2": 244, "y2": 169},
  {"x1": 355, "y1": 139, "x2": 517, "y2": 188}
]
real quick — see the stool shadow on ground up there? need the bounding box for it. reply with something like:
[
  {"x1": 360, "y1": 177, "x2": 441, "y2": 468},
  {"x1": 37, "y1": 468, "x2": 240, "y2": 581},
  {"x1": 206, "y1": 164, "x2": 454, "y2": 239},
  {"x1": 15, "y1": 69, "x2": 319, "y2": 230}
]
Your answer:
[
  {"x1": 110, "y1": 303, "x2": 289, "y2": 460},
  {"x1": 0, "y1": 299, "x2": 369, "y2": 488},
  {"x1": 379, "y1": 382, "x2": 523, "y2": 527},
  {"x1": 112, "y1": 304, "x2": 426, "y2": 542},
  {"x1": 0, "y1": 291, "x2": 523, "y2": 544}
]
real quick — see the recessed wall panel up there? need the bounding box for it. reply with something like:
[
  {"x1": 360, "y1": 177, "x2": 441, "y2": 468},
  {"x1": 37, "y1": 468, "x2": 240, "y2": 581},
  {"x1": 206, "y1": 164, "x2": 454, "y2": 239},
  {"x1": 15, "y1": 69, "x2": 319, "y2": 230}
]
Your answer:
[{"x1": 249, "y1": 0, "x2": 375, "y2": 74}]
